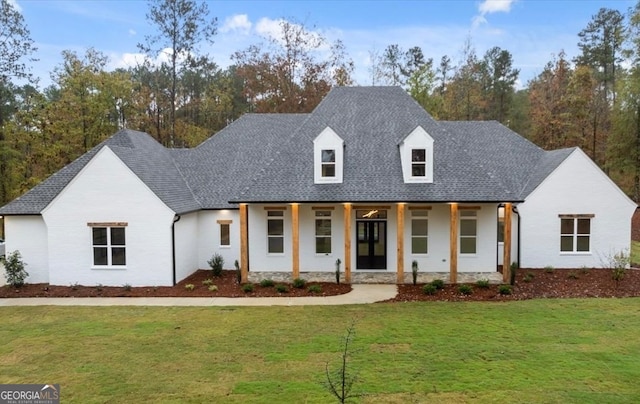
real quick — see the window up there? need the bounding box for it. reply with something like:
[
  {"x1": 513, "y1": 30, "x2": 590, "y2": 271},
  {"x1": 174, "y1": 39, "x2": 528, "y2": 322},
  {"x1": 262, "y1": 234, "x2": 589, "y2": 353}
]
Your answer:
[
  {"x1": 315, "y1": 211, "x2": 332, "y2": 254},
  {"x1": 220, "y1": 223, "x2": 230, "y2": 246},
  {"x1": 267, "y1": 210, "x2": 284, "y2": 254},
  {"x1": 92, "y1": 227, "x2": 126, "y2": 266},
  {"x1": 321, "y1": 149, "x2": 336, "y2": 178},
  {"x1": 560, "y1": 216, "x2": 591, "y2": 252},
  {"x1": 459, "y1": 210, "x2": 477, "y2": 254},
  {"x1": 411, "y1": 149, "x2": 426, "y2": 177},
  {"x1": 411, "y1": 210, "x2": 429, "y2": 254}
]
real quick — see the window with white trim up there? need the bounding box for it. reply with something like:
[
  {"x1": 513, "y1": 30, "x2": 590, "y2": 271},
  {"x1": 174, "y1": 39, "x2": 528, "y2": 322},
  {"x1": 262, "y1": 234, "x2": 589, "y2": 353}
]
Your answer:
[
  {"x1": 315, "y1": 210, "x2": 332, "y2": 254},
  {"x1": 560, "y1": 216, "x2": 591, "y2": 252},
  {"x1": 321, "y1": 150, "x2": 336, "y2": 178},
  {"x1": 267, "y1": 210, "x2": 284, "y2": 254},
  {"x1": 411, "y1": 210, "x2": 429, "y2": 254},
  {"x1": 92, "y1": 227, "x2": 126, "y2": 266},
  {"x1": 459, "y1": 210, "x2": 477, "y2": 254},
  {"x1": 411, "y1": 149, "x2": 426, "y2": 177},
  {"x1": 220, "y1": 223, "x2": 230, "y2": 247}
]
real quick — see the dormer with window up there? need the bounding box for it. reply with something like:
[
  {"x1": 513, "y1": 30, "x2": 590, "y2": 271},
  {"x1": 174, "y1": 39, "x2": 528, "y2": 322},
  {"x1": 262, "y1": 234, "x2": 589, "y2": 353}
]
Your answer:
[
  {"x1": 399, "y1": 126, "x2": 434, "y2": 183},
  {"x1": 313, "y1": 127, "x2": 344, "y2": 184}
]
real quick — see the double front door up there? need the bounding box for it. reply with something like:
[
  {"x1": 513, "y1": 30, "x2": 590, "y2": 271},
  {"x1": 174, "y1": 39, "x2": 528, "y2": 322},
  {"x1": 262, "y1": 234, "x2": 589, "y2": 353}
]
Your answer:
[{"x1": 356, "y1": 220, "x2": 387, "y2": 269}]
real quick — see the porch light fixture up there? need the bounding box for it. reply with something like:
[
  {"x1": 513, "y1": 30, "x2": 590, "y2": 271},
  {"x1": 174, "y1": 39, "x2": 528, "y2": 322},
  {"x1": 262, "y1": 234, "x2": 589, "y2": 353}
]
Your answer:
[{"x1": 363, "y1": 210, "x2": 378, "y2": 218}]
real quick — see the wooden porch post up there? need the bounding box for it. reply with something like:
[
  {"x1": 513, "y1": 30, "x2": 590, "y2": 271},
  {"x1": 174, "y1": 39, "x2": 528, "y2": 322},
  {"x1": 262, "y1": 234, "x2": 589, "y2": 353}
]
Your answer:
[
  {"x1": 503, "y1": 203, "x2": 512, "y2": 283},
  {"x1": 396, "y1": 203, "x2": 405, "y2": 284},
  {"x1": 344, "y1": 203, "x2": 352, "y2": 284},
  {"x1": 292, "y1": 203, "x2": 300, "y2": 280},
  {"x1": 450, "y1": 203, "x2": 458, "y2": 284},
  {"x1": 240, "y1": 203, "x2": 249, "y2": 283}
]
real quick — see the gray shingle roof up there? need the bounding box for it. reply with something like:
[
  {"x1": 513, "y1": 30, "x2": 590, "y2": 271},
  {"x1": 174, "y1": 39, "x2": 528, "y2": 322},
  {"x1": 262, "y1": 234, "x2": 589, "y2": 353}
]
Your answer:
[{"x1": 0, "y1": 86, "x2": 576, "y2": 215}]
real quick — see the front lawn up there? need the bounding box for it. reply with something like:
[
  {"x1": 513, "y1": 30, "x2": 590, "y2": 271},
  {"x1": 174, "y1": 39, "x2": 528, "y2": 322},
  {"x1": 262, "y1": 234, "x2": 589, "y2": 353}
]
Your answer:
[{"x1": 1, "y1": 300, "x2": 639, "y2": 403}]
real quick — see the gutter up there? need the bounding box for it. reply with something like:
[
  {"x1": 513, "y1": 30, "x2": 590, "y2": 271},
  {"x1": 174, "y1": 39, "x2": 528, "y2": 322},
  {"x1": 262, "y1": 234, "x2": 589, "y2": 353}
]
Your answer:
[{"x1": 172, "y1": 214, "x2": 181, "y2": 285}]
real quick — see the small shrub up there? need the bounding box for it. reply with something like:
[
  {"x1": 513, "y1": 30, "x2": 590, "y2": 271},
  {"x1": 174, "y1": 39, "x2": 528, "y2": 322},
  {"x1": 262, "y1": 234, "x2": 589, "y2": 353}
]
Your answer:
[
  {"x1": 510, "y1": 262, "x2": 518, "y2": 286},
  {"x1": 411, "y1": 260, "x2": 419, "y2": 285},
  {"x1": 95, "y1": 283, "x2": 103, "y2": 292},
  {"x1": 292, "y1": 278, "x2": 306, "y2": 289},
  {"x1": 523, "y1": 272, "x2": 534, "y2": 283},
  {"x1": 335, "y1": 258, "x2": 342, "y2": 284},
  {"x1": 208, "y1": 253, "x2": 225, "y2": 277},
  {"x1": 476, "y1": 279, "x2": 490, "y2": 289},
  {"x1": 234, "y1": 259, "x2": 241, "y2": 284},
  {"x1": 241, "y1": 283, "x2": 254, "y2": 293},
  {"x1": 605, "y1": 249, "x2": 631, "y2": 288},
  {"x1": 1, "y1": 250, "x2": 28, "y2": 287},
  {"x1": 184, "y1": 284, "x2": 195, "y2": 291},
  {"x1": 430, "y1": 279, "x2": 445, "y2": 290},
  {"x1": 260, "y1": 279, "x2": 275, "y2": 287},
  {"x1": 202, "y1": 278, "x2": 214, "y2": 286},
  {"x1": 567, "y1": 271, "x2": 579, "y2": 280},
  {"x1": 70, "y1": 282, "x2": 79, "y2": 291},
  {"x1": 544, "y1": 265, "x2": 554, "y2": 273},
  {"x1": 458, "y1": 284, "x2": 473, "y2": 295},
  {"x1": 308, "y1": 284, "x2": 322, "y2": 294},
  {"x1": 275, "y1": 284, "x2": 289, "y2": 293},
  {"x1": 498, "y1": 284, "x2": 512, "y2": 295},
  {"x1": 208, "y1": 285, "x2": 218, "y2": 292},
  {"x1": 580, "y1": 265, "x2": 591, "y2": 274},
  {"x1": 423, "y1": 284, "x2": 437, "y2": 295},
  {"x1": 123, "y1": 283, "x2": 132, "y2": 291}
]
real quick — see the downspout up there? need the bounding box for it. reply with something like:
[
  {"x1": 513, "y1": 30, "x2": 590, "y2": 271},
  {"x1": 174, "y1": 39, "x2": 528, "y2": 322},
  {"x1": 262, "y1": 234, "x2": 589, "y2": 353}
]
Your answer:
[{"x1": 172, "y1": 214, "x2": 181, "y2": 286}]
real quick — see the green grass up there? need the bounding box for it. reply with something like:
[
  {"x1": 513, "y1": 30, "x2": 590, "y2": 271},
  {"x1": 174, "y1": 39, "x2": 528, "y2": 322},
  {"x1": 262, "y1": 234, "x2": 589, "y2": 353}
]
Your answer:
[
  {"x1": 631, "y1": 240, "x2": 640, "y2": 266},
  {"x1": 2, "y1": 299, "x2": 640, "y2": 403}
]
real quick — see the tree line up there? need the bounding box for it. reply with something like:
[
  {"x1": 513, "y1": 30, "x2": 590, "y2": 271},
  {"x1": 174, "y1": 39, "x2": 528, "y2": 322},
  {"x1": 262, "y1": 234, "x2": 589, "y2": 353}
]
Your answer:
[{"x1": 1, "y1": 0, "x2": 640, "y2": 208}]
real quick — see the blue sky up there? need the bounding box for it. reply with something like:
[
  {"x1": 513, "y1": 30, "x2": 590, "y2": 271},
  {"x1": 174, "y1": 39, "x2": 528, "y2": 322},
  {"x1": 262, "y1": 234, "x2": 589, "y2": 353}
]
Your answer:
[{"x1": 11, "y1": 0, "x2": 637, "y2": 89}]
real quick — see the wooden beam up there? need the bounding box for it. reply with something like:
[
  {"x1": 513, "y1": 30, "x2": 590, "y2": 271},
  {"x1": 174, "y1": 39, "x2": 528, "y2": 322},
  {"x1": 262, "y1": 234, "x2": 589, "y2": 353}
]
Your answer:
[
  {"x1": 503, "y1": 203, "x2": 512, "y2": 283},
  {"x1": 450, "y1": 203, "x2": 458, "y2": 284},
  {"x1": 396, "y1": 203, "x2": 405, "y2": 284},
  {"x1": 240, "y1": 204, "x2": 249, "y2": 283},
  {"x1": 292, "y1": 203, "x2": 300, "y2": 280},
  {"x1": 344, "y1": 203, "x2": 352, "y2": 284}
]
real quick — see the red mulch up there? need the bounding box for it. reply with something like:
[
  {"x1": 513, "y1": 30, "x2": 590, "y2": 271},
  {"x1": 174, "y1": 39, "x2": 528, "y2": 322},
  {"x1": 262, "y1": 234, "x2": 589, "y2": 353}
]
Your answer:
[{"x1": 0, "y1": 270, "x2": 351, "y2": 298}]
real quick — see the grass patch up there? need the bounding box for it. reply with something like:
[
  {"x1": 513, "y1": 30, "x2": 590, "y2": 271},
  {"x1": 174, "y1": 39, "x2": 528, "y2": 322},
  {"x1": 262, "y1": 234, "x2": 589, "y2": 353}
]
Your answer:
[{"x1": 1, "y1": 300, "x2": 640, "y2": 402}]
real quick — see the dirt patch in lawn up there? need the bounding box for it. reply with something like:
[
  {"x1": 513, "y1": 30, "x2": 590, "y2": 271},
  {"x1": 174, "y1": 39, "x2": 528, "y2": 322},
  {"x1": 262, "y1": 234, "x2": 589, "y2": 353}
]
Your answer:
[
  {"x1": 3, "y1": 268, "x2": 640, "y2": 302},
  {"x1": 0, "y1": 270, "x2": 352, "y2": 298}
]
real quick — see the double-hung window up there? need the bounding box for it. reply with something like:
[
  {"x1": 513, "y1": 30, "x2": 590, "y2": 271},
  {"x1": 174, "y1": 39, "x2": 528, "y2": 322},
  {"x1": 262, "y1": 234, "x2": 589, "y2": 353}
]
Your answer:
[
  {"x1": 267, "y1": 210, "x2": 284, "y2": 254},
  {"x1": 459, "y1": 210, "x2": 477, "y2": 254},
  {"x1": 411, "y1": 210, "x2": 429, "y2": 254},
  {"x1": 321, "y1": 149, "x2": 336, "y2": 178},
  {"x1": 91, "y1": 225, "x2": 126, "y2": 267},
  {"x1": 315, "y1": 210, "x2": 332, "y2": 254},
  {"x1": 560, "y1": 215, "x2": 592, "y2": 252},
  {"x1": 411, "y1": 149, "x2": 426, "y2": 177}
]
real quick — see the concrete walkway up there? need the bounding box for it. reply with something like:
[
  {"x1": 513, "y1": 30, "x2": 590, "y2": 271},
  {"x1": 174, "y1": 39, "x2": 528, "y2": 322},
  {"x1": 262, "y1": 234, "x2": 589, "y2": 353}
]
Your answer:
[{"x1": 0, "y1": 284, "x2": 398, "y2": 307}]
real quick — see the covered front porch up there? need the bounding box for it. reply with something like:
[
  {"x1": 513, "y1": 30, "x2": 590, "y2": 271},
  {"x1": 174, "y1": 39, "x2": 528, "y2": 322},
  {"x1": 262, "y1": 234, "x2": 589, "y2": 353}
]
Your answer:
[{"x1": 238, "y1": 202, "x2": 516, "y2": 284}]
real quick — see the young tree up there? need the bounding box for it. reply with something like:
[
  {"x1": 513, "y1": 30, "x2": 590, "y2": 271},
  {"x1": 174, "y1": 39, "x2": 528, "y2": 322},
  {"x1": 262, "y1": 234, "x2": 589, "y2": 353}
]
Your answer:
[{"x1": 139, "y1": 0, "x2": 217, "y2": 146}]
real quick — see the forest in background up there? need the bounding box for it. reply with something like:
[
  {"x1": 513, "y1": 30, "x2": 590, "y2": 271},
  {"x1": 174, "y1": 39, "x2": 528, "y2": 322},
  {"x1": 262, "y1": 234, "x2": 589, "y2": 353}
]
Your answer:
[{"x1": 2, "y1": 0, "x2": 640, "y2": 209}]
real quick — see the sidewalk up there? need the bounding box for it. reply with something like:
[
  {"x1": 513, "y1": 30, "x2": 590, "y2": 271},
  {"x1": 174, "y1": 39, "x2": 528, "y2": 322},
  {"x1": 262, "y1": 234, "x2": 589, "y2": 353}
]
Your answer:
[{"x1": 0, "y1": 284, "x2": 398, "y2": 307}]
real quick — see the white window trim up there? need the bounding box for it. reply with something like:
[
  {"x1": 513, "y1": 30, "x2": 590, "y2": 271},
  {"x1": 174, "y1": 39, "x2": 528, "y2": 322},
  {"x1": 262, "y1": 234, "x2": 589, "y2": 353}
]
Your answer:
[
  {"x1": 560, "y1": 215, "x2": 592, "y2": 254},
  {"x1": 313, "y1": 127, "x2": 344, "y2": 184},
  {"x1": 459, "y1": 211, "x2": 477, "y2": 256},
  {"x1": 267, "y1": 210, "x2": 285, "y2": 255},
  {"x1": 400, "y1": 126, "x2": 434, "y2": 183},
  {"x1": 219, "y1": 222, "x2": 231, "y2": 248},
  {"x1": 410, "y1": 210, "x2": 429, "y2": 255},
  {"x1": 91, "y1": 226, "x2": 127, "y2": 269},
  {"x1": 315, "y1": 210, "x2": 332, "y2": 255}
]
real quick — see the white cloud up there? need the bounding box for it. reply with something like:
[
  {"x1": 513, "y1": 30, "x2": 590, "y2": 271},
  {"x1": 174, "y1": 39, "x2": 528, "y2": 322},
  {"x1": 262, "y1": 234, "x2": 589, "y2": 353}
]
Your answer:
[
  {"x1": 255, "y1": 17, "x2": 284, "y2": 40},
  {"x1": 7, "y1": 0, "x2": 21, "y2": 12},
  {"x1": 478, "y1": 0, "x2": 515, "y2": 15},
  {"x1": 220, "y1": 14, "x2": 252, "y2": 34},
  {"x1": 128, "y1": 29, "x2": 136, "y2": 36}
]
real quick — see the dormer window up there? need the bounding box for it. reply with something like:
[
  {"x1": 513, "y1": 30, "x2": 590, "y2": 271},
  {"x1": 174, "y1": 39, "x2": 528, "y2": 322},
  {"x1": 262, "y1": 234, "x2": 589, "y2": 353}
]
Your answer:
[
  {"x1": 400, "y1": 126, "x2": 434, "y2": 183},
  {"x1": 322, "y1": 150, "x2": 336, "y2": 177},
  {"x1": 411, "y1": 149, "x2": 426, "y2": 177},
  {"x1": 314, "y1": 127, "x2": 344, "y2": 184}
]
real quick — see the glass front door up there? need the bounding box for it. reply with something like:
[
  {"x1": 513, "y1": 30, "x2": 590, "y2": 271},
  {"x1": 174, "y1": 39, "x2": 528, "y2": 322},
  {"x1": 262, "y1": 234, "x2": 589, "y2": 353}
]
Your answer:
[{"x1": 356, "y1": 221, "x2": 387, "y2": 269}]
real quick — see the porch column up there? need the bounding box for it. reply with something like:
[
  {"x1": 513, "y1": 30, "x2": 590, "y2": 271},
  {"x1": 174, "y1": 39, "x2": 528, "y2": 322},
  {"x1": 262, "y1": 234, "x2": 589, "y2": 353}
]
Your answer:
[
  {"x1": 396, "y1": 203, "x2": 405, "y2": 284},
  {"x1": 344, "y1": 203, "x2": 352, "y2": 284},
  {"x1": 502, "y1": 203, "x2": 512, "y2": 283},
  {"x1": 292, "y1": 203, "x2": 300, "y2": 280},
  {"x1": 450, "y1": 203, "x2": 458, "y2": 283},
  {"x1": 240, "y1": 203, "x2": 249, "y2": 283}
]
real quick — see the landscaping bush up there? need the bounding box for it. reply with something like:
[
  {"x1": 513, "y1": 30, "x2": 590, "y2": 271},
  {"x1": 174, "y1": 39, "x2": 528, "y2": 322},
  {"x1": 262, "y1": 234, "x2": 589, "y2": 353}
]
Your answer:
[
  {"x1": 498, "y1": 284, "x2": 512, "y2": 295},
  {"x1": 275, "y1": 284, "x2": 289, "y2": 293},
  {"x1": 208, "y1": 285, "x2": 218, "y2": 292},
  {"x1": 476, "y1": 279, "x2": 490, "y2": 289},
  {"x1": 307, "y1": 284, "x2": 322, "y2": 294},
  {"x1": 123, "y1": 284, "x2": 132, "y2": 291},
  {"x1": 523, "y1": 272, "x2": 534, "y2": 283},
  {"x1": 202, "y1": 278, "x2": 214, "y2": 286},
  {"x1": 1, "y1": 250, "x2": 28, "y2": 287},
  {"x1": 208, "y1": 253, "x2": 225, "y2": 277},
  {"x1": 241, "y1": 283, "x2": 254, "y2": 293},
  {"x1": 411, "y1": 260, "x2": 419, "y2": 285},
  {"x1": 423, "y1": 284, "x2": 437, "y2": 295},
  {"x1": 458, "y1": 284, "x2": 473, "y2": 295},
  {"x1": 260, "y1": 279, "x2": 275, "y2": 287},
  {"x1": 567, "y1": 271, "x2": 579, "y2": 280},
  {"x1": 235, "y1": 259, "x2": 241, "y2": 284},
  {"x1": 510, "y1": 262, "x2": 518, "y2": 286},
  {"x1": 292, "y1": 278, "x2": 306, "y2": 289},
  {"x1": 430, "y1": 279, "x2": 445, "y2": 290},
  {"x1": 185, "y1": 284, "x2": 195, "y2": 291},
  {"x1": 335, "y1": 258, "x2": 342, "y2": 284},
  {"x1": 544, "y1": 265, "x2": 554, "y2": 273}
]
